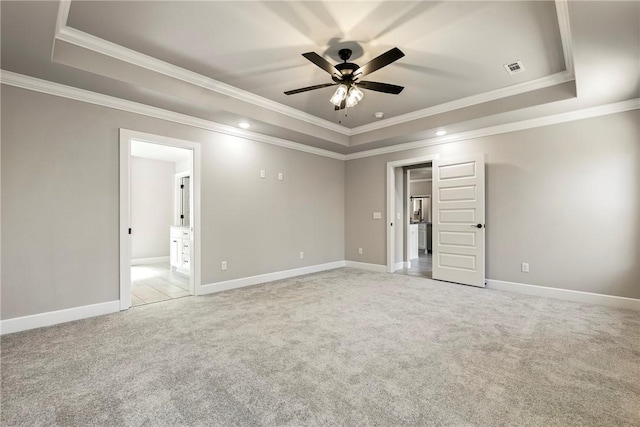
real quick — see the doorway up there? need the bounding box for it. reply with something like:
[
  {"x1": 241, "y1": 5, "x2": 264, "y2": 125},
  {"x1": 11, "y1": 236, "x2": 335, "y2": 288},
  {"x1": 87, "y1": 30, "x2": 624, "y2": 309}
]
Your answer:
[
  {"x1": 387, "y1": 152, "x2": 487, "y2": 287},
  {"x1": 386, "y1": 154, "x2": 439, "y2": 274},
  {"x1": 119, "y1": 129, "x2": 201, "y2": 310},
  {"x1": 396, "y1": 164, "x2": 433, "y2": 279}
]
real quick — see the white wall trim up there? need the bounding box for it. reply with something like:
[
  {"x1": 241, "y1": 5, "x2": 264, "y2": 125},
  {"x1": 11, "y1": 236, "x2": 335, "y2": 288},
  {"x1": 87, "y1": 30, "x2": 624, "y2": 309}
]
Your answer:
[
  {"x1": 555, "y1": 0, "x2": 575, "y2": 77},
  {"x1": 120, "y1": 129, "x2": 203, "y2": 308},
  {"x1": 386, "y1": 155, "x2": 439, "y2": 273},
  {"x1": 394, "y1": 262, "x2": 410, "y2": 270},
  {"x1": 52, "y1": 1, "x2": 576, "y2": 139},
  {"x1": 346, "y1": 98, "x2": 640, "y2": 160},
  {"x1": 200, "y1": 261, "x2": 346, "y2": 295},
  {"x1": 344, "y1": 261, "x2": 388, "y2": 273},
  {"x1": 3, "y1": 71, "x2": 637, "y2": 164},
  {"x1": 53, "y1": 1, "x2": 72, "y2": 48},
  {"x1": 486, "y1": 279, "x2": 640, "y2": 311},
  {"x1": 349, "y1": 71, "x2": 574, "y2": 135},
  {"x1": 131, "y1": 256, "x2": 170, "y2": 266},
  {"x1": 54, "y1": 26, "x2": 351, "y2": 138},
  {"x1": 0, "y1": 301, "x2": 120, "y2": 335},
  {"x1": 0, "y1": 70, "x2": 346, "y2": 161}
]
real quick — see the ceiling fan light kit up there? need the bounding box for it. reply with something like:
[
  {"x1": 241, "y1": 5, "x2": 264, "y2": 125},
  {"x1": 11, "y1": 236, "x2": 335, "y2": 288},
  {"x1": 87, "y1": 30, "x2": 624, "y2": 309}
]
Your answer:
[
  {"x1": 345, "y1": 85, "x2": 364, "y2": 108},
  {"x1": 285, "y1": 47, "x2": 405, "y2": 112},
  {"x1": 329, "y1": 84, "x2": 349, "y2": 106}
]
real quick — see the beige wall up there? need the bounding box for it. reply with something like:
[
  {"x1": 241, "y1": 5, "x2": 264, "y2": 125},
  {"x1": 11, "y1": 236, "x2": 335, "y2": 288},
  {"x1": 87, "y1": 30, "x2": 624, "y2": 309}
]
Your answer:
[
  {"x1": 1, "y1": 85, "x2": 638, "y2": 322},
  {"x1": 131, "y1": 156, "x2": 175, "y2": 260},
  {"x1": 1, "y1": 86, "x2": 345, "y2": 319},
  {"x1": 345, "y1": 110, "x2": 640, "y2": 299},
  {"x1": 409, "y1": 180, "x2": 431, "y2": 197}
]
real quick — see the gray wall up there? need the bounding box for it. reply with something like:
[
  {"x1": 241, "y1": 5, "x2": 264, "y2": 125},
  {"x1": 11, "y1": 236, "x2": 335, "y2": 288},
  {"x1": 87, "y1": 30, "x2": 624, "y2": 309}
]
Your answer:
[
  {"x1": 345, "y1": 110, "x2": 640, "y2": 299},
  {"x1": 1, "y1": 86, "x2": 345, "y2": 319},
  {"x1": 131, "y1": 156, "x2": 174, "y2": 260},
  {"x1": 409, "y1": 180, "x2": 431, "y2": 197}
]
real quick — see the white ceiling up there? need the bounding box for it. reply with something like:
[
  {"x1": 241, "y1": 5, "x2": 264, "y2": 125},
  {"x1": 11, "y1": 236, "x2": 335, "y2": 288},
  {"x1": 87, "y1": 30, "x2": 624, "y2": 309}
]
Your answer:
[
  {"x1": 1, "y1": 1, "x2": 638, "y2": 155},
  {"x1": 65, "y1": 1, "x2": 565, "y2": 129}
]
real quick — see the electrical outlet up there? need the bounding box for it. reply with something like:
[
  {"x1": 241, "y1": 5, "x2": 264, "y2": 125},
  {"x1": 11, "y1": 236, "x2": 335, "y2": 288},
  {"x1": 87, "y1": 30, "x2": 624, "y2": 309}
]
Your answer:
[
  {"x1": 521, "y1": 262, "x2": 529, "y2": 273},
  {"x1": 221, "y1": 261, "x2": 227, "y2": 270},
  {"x1": 278, "y1": 172, "x2": 283, "y2": 181},
  {"x1": 358, "y1": 248, "x2": 363, "y2": 255},
  {"x1": 260, "y1": 170, "x2": 266, "y2": 178},
  {"x1": 396, "y1": 213, "x2": 401, "y2": 220},
  {"x1": 299, "y1": 251, "x2": 304, "y2": 259}
]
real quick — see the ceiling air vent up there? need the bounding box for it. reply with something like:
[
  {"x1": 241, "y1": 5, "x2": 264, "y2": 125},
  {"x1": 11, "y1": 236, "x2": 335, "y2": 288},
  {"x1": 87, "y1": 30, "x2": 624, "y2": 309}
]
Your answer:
[{"x1": 503, "y1": 60, "x2": 526, "y2": 75}]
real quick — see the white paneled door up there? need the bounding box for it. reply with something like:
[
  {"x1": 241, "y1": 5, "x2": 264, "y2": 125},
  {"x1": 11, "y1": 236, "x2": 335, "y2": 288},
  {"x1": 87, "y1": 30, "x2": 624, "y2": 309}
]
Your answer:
[{"x1": 432, "y1": 153, "x2": 485, "y2": 287}]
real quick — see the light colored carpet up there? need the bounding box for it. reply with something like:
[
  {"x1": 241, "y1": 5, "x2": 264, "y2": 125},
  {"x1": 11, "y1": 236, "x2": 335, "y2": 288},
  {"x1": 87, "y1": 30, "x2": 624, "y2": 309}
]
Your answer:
[{"x1": 2, "y1": 268, "x2": 639, "y2": 426}]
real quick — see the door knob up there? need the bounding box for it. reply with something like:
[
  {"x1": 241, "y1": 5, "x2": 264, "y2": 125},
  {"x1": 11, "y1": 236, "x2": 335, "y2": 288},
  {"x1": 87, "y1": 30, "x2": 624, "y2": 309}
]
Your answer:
[{"x1": 471, "y1": 224, "x2": 484, "y2": 228}]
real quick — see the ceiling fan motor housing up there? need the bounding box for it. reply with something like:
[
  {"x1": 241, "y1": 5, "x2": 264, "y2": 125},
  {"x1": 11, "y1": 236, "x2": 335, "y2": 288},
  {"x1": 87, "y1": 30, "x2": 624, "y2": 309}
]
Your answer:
[
  {"x1": 334, "y1": 49, "x2": 359, "y2": 82},
  {"x1": 333, "y1": 63, "x2": 359, "y2": 82}
]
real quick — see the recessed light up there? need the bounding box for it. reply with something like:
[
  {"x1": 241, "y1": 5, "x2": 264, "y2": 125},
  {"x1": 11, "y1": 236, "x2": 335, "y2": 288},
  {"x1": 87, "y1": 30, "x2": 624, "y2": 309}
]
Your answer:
[
  {"x1": 238, "y1": 121, "x2": 251, "y2": 129},
  {"x1": 435, "y1": 129, "x2": 447, "y2": 136},
  {"x1": 374, "y1": 112, "x2": 384, "y2": 119}
]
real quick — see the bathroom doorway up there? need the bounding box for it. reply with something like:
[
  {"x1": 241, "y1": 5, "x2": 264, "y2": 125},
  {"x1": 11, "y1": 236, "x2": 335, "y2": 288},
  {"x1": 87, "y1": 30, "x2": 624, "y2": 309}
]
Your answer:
[
  {"x1": 119, "y1": 129, "x2": 201, "y2": 310},
  {"x1": 397, "y1": 164, "x2": 434, "y2": 279}
]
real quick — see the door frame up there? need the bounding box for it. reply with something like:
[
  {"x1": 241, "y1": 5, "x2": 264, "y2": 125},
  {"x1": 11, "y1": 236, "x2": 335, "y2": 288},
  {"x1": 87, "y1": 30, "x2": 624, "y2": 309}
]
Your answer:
[
  {"x1": 119, "y1": 129, "x2": 202, "y2": 310},
  {"x1": 386, "y1": 154, "x2": 440, "y2": 273}
]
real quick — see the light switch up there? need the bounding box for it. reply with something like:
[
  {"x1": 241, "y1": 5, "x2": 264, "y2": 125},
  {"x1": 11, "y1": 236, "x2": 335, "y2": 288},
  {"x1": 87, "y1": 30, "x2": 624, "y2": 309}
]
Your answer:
[
  {"x1": 278, "y1": 172, "x2": 283, "y2": 181},
  {"x1": 260, "y1": 170, "x2": 266, "y2": 178},
  {"x1": 373, "y1": 212, "x2": 382, "y2": 219}
]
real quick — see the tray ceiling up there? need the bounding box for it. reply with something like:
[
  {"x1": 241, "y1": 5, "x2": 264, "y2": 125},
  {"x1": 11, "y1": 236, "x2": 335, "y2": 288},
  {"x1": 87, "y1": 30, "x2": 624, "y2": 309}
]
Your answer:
[{"x1": 1, "y1": 1, "x2": 638, "y2": 155}]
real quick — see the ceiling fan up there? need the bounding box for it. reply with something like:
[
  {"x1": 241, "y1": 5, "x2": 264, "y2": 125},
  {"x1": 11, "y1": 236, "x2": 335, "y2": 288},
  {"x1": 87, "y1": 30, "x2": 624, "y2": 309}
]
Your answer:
[{"x1": 284, "y1": 47, "x2": 405, "y2": 110}]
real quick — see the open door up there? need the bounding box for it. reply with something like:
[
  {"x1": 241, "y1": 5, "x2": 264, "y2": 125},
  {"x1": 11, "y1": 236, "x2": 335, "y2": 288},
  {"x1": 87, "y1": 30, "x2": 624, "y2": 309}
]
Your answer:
[{"x1": 432, "y1": 153, "x2": 485, "y2": 287}]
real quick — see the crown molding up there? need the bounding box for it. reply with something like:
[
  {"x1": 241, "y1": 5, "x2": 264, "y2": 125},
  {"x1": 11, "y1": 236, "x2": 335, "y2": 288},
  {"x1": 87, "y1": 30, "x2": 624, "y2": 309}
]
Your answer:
[
  {"x1": 54, "y1": 26, "x2": 352, "y2": 140},
  {"x1": 3, "y1": 70, "x2": 636, "y2": 164},
  {"x1": 0, "y1": 70, "x2": 346, "y2": 161},
  {"x1": 344, "y1": 98, "x2": 640, "y2": 160},
  {"x1": 349, "y1": 70, "x2": 575, "y2": 135},
  {"x1": 54, "y1": 1, "x2": 71, "y2": 40},
  {"x1": 54, "y1": 1, "x2": 577, "y2": 140},
  {"x1": 555, "y1": 0, "x2": 575, "y2": 77}
]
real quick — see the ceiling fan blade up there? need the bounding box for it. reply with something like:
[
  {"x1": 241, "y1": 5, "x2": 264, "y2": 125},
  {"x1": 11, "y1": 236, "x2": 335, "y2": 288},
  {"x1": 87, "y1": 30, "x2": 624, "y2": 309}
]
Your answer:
[
  {"x1": 302, "y1": 52, "x2": 342, "y2": 79},
  {"x1": 358, "y1": 81, "x2": 404, "y2": 94},
  {"x1": 353, "y1": 47, "x2": 405, "y2": 78},
  {"x1": 284, "y1": 83, "x2": 337, "y2": 95}
]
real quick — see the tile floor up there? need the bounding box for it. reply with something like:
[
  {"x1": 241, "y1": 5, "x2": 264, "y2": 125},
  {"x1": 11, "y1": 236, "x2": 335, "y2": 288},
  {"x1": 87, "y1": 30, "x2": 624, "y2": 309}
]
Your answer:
[
  {"x1": 395, "y1": 250, "x2": 433, "y2": 279},
  {"x1": 131, "y1": 263, "x2": 191, "y2": 306}
]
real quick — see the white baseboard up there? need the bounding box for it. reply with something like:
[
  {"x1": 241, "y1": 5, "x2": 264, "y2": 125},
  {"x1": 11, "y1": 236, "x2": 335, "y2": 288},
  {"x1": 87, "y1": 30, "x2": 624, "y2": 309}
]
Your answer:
[
  {"x1": 0, "y1": 300, "x2": 121, "y2": 335},
  {"x1": 344, "y1": 260, "x2": 388, "y2": 273},
  {"x1": 394, "y1": 261, "x2": 411, "y2": 271},
  {"x1": 199, "y1": 261, "x2": 346, "y2": 295},
  {"x1": 131, "y1": 256, "x2": 170, "y2": 266},
  {"x1": 486, "y1": 279, "x2": 640, "y2": 311}
]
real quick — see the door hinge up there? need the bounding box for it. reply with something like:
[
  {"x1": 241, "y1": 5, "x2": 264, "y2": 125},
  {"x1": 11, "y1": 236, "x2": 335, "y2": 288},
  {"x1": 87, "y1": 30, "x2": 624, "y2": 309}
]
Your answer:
[
  {"x1": 128, "y1": 228, "x2": 132, "y2": 235},
  {"x1": 180, "y1": 215, "x2": 184, "y2": 219},
  {"x1": 180, "y1": 184, "x2": 184, "y2": 189}
]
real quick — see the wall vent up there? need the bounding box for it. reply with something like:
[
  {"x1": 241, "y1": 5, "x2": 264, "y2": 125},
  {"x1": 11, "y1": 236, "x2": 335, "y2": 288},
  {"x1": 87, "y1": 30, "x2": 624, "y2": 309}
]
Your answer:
[{"x1": 503, "y1": 60, "x2": 526, "y2": 75}]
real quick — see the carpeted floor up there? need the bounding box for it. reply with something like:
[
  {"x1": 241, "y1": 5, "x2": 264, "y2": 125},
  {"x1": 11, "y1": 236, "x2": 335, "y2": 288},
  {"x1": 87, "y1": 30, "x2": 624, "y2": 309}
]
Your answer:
[{"x1": 2, "y1": 268, "x2": 639, "y2": 426}]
